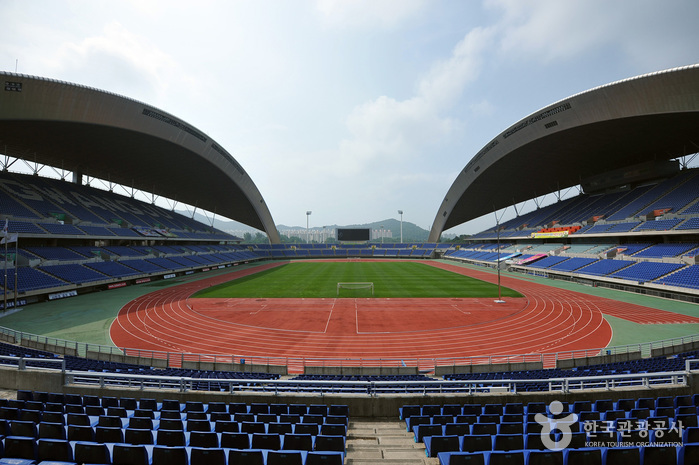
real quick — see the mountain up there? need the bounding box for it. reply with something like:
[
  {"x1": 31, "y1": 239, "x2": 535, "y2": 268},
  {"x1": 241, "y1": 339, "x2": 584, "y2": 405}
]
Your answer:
[{"x1": 181, "y1": 211, "x2": 432, "y2": 241}]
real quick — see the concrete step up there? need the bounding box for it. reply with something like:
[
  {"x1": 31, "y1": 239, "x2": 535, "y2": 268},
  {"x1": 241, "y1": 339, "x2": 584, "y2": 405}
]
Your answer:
[{"x1": 345, "y1": 417, "x2": 439, "y2": 465}]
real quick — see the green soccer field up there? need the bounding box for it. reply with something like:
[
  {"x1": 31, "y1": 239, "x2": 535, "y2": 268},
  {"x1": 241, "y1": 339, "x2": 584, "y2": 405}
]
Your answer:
[{"x1": 193, "y1": 261, "x2": 522, "y2": 299}]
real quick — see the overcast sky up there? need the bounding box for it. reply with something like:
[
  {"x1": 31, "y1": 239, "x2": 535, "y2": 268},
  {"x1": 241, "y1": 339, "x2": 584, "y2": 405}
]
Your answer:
[{"x1": 1, "y1": 0, "x2": 698, "y2": 236}]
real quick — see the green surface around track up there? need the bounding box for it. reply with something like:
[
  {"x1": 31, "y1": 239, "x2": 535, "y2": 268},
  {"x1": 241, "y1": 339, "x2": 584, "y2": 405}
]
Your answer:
[{"x1": 0, "y1": 259, "x2": 697, "y2": 351}]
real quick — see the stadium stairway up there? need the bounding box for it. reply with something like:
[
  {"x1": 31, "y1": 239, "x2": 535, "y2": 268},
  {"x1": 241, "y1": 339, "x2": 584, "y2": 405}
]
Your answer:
[{"x1": 346, "y1": 417, "x2": 438, "y2": 464}]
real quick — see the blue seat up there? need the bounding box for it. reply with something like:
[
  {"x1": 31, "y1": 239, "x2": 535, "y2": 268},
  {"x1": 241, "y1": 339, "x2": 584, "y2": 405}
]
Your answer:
[
  {"x1": 156, "y1": 429, "x2": 186, "y2": 447},
  {"x1": 215, "y1": 420, "x2": 239, "y2": 433},
  {"x1": 125, "y1": 427, "x2": 154, "y2": 445},
  {"x1": 95, "y1": 425, "x2": 124, "y2": 443},
  {"x1": 251, "y1": 432, "x2": 281, "y2": 450},
  {"x1": 283, "y1": 433, "x2": 314, "y2": 451},
  {"x1": 221, "y1": 431, "x2": 250, "y2": 449},
  {"x1": 526, "y1": 450, "x2": 563, "y2": 465},
  {"x1": 228, "y1": 449, "x2": 264, "y2": 465},
  {"x1": 314, "y1": 434, "x2": 346, "y2": 452},
  {"x1": 602, "y1": 447, "x2": 640, "y2": 465},
  {"x1": 424, "y1": 435, "x2": 460, "y2": 457},
  {"x1": 152, "y1": 445, "x2": 188, "y2": 465},
  {"x1": 190, "y1": 431, "x2": 219, "y2": 448},
  {"x1": 10, "y1": 421, "x2": 38, "y2": 439},
  {"x1": 641, "y1": 445, "x2": 677, "y2": 465},
  {"x1": 489, "y1": 450, "x2": 526, "y2": 465},
  {"x1": 461, "y1": 434, "x2": 492, "y2": 453},
  {"x1": 438, "y1": 451, "x2": 486, "y2": 465},
  {"x1": 414, "y1": 423, "x2": 443, "y2": 442},
  {"x1": 564, "y1": 448, "x2": 603, "y2": 465},
  {"x1": 67, "y1": 424, "x2": 95, "y2": 442},
  {"x1": 4, "y1": 436, "x2": 38, "y2": 461},
  {"x1": 38, "y1": 421, "x2": 67, "y2": 440},
  {"x1": 320, "y1": 424, "x2": 346, "y2": 436},
  {"x1": 306, "y1": 451, "x2": 345, "y2": 465},
  {"x1": 444, "y1": 423, "x2": 470, "y2": 436},
  {"x1": 74, "y1": 441, "x2": 110, "y2": 465},
  {"x1": 267, "y1": 450, "x2": 306, "y2": 465},
  {"x1": 679, "y1": 444, "x2": 699, "y2": 465},
  {"x1": 112, "y1": 443, "x2": 150, "y2": 465},
  {"x1": 492, "y1": 433, "x2": 523, "y2": 451},
  {"x1": 37, "y1": 439, "x2": 73, "y2": 462},
  {"x1": 190, "y1": 447, "x2": 225, "y2": 465}
]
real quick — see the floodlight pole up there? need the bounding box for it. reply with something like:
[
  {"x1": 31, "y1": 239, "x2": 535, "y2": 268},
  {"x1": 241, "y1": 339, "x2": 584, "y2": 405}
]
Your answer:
[
  {"x1": 398, "y1": 210, "x2": 403, "y2": 243},
  {"x1": 494, "y1": 208, "x2": 505, "y2": 304},
  {"x1": 381, "y1": 225, "x2": 384, "y2": 244},
  {"x1": 306, "y1": 211, "x2": 312, "y2": 244}
]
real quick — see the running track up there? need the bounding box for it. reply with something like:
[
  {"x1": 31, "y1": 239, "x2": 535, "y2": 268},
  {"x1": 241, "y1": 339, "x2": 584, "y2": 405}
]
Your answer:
[{"x1": 110, "y1": 261, "x2": 696, "y2": 370}]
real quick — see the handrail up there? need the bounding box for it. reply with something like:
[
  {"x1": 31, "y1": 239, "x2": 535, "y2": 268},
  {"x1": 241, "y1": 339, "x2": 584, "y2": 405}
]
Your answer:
[
  {"x1": 0, "y1": 355, "x2": 65, "y2": 372},
  {"x1": 53, "y1": 367, "x2": 692, "y2": 396}
]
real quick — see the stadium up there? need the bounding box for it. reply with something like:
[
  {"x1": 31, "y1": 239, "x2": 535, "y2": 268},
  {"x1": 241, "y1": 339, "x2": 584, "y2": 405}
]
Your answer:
[{"x1": 0, "y1": 64, "x2": 698, "y2": 464}]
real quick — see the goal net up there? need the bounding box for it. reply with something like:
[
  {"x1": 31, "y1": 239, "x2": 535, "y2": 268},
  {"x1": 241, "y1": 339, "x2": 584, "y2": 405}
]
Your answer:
[{"x1": 337, "y1": 282, "x2": 374, "y2": 297}]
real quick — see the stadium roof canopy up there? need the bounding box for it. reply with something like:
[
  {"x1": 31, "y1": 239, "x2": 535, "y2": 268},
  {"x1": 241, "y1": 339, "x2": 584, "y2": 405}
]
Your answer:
[
  {"x1": 429, "y1": 64, "x2": 699, "y2": 242},
  {"x1": 0, "y1": 72, "x2": 280, "y2": 243}
]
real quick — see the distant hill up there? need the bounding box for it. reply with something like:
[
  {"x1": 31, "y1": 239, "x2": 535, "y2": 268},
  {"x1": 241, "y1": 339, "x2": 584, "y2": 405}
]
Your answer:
[{"x1": 181, "y1": 211, "x2": 432, "y2": 242}]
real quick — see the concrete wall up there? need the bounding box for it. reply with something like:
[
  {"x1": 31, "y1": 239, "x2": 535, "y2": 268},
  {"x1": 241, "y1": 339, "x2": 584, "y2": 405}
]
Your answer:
[
  {"x1": 181, "y1": 360, "x2": 288, "y2": 375},
  {"x1": 303, "y1": 366, "x2": 419, "y2": 376},
  {"x1": 555, "y1": 351, "x2": 642, "y2": 369},
  {"x1": 435, "y1": 361, "x2": 544, "y2": 376},
  {"x1": 22, "y1": 339, "x2": 77, "y2": 357},
  {"x1": 651, "y1": 340, "x2": 699, "y2": 358}
]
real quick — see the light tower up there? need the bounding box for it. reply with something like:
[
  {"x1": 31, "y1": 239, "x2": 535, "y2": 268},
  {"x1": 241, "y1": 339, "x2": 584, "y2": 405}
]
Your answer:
[
  {"x1": 306, "y1": 211, "x2": 312, "y2": 244},
  {"x1": 398, "y1": 210, "x2": 403, "y2": 243}
]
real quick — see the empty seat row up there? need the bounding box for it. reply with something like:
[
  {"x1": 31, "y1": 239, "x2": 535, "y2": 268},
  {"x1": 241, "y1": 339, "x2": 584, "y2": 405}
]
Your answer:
[
  {"x1": 14, "y1": 391, "x2": 348, "y2": 417},
  {"x1": 401, "y1": 395, "x2": 698, "y2": 420},
  {"x1": 423, "y1": 428, "x2": 689, "y2": 458},
  {"x1": 0, "y1": 437, "x2": 344, "y2": 465},
  {"x1": 438, "y1": 444, "x2": 695, "y2": 465},
  {"x1": 1, "y1": 419, "x2": 347, "y2": 440}
]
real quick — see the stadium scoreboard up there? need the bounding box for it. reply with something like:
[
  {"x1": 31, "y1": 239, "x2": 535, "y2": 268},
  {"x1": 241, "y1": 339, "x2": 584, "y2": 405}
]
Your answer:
[{"x1": 337, "y1": 228, "x2": 370, "y2": 242}]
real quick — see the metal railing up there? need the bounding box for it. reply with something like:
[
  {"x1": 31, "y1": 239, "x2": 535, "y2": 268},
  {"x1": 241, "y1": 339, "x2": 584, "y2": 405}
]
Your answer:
[{"x1": 50, "y1": 367, "x2": 696, "y2": 396}]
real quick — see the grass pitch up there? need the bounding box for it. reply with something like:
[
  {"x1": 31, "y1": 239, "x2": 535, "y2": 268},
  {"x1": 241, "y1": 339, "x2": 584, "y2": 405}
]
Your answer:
[{"x1": 193, "y1": 261, "x2": 522, "y2": 299}]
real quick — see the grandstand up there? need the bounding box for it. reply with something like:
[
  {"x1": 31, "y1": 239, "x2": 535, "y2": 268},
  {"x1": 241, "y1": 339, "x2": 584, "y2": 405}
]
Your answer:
[{"x1": 0, "y1": 67, "x2": 699, "y2": 463}]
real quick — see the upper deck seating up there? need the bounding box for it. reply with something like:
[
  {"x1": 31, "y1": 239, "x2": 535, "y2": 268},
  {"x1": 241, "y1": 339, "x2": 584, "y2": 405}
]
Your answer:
[
  {"x1": 37, "y1": 223, "x2": 86, "y2": 236},
  {"x1": 577, "y1": 259, "x2": 634, "y2": 276},
  {"x1": 39, "y1": 264, "x2": 108, "y2": 284},
  {"x1": 526, "y1": 256, "x2": 569, "y2": 269},
  {"x1": 638, "y1": 171, "x2": 699, "y2": 217},
  {"x1": 85, "y1": 261, "x2": 140, "y2": 278},
  {"x1": 606, "y1": 177, "x2": 685, "y2": 221},
  {"x1": 676, "y1": 217, "x2": 699, "y2": 230},
  {"x1": 3, "y1": 267, "x2": 67, "y2": 292},
  {"x1": 655, "y1": 265, "x2": 699, "y2": 289},
  {"x1": 24, "y1": 247, "x2": 88, "y2": 261},
  {"x1": 608, "y1": 262, "x2": 685, "y2": 282},
  {"x1": 548, "y1": 257, "x2": 598, "y2": 272},
  {"x1": 634, "y1": 218, "x2": 683, "y2": 232},
  {"x1": 633, "y1": 243, "x2": 698, "y2": 258}
]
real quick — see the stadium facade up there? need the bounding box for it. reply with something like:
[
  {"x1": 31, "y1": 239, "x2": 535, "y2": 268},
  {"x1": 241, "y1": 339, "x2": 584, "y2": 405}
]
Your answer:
[
  {"x1": 0, "y1": 72, "x2": 281, "y2": 244},
  {"x1": 430, "y1": 64, "x2": 699, "y2": 241}
]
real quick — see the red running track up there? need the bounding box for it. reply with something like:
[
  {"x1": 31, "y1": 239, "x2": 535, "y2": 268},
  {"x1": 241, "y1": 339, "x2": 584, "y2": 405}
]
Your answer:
[{"x1": 111, "y1": 261, "x2": 625, "y2": 370}]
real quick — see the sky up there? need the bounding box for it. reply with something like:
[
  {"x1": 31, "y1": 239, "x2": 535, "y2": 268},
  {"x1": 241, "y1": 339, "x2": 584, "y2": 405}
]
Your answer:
[{"x1": 1, "y1": 0, "x2": 698, "y2": 236}]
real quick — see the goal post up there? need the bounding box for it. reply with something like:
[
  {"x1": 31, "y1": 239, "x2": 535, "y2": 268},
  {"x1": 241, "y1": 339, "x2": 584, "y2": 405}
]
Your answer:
[{"x1": 337, "y1": 282, "x2": 374, "y2": 297}]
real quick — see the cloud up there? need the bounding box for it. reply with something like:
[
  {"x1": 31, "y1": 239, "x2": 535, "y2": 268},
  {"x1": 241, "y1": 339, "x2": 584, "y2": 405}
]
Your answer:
[
  {"x1": 489, "y1": 0, "x2": 699, "y2": 69},
  {"x1": 47, "y1": 21, "x2": 186, "y2": 102},
  {"x1": 335, "y1": 25, "x2": 494, "y2": 174},
  {"x1": 315, "y1": 0, "x2": 427, "y2": 29}
]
